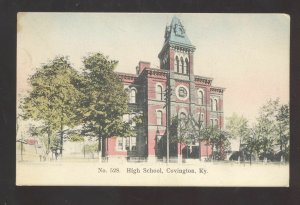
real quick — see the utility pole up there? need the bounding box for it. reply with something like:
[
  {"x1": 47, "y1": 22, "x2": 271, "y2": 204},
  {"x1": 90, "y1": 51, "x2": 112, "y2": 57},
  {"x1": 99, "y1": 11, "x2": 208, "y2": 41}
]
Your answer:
[{"x1": 164, "y1": 72, "x2": 172, "y2": 163}]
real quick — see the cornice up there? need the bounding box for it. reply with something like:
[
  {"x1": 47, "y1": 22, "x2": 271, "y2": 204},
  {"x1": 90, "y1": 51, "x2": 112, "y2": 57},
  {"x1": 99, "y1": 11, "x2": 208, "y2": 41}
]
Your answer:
[
  {"x1": 210, "y1": 86, "x2": 226, "y2": 94},
  {"x1": 194, "y1": 75, "x2": 213, "y2": 86}
]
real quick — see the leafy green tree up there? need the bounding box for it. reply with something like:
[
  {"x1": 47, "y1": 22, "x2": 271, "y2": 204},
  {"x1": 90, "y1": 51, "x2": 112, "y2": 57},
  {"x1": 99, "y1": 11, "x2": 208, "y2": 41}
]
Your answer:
[
  {"x1": 243, "y1": 128, "x2": 260, "y2": 164},
  {"x1": 191, "y1": 114, "x2": 206, "y2": 160},
  {"x1": 169, "y1": 114, "x2": 194, "y2": 157},
  {"x1": 276, "y1": 104, "x2": 289, "y2": 161},
  {"x1": 21, "y1": 56, "x2": 82, "y2": 157},
  {"x1": 68, "y1": 134, "x2": 85, "y2": 142},
  {"x1": 226, "y1": 113, "x2": 249, "y2": 160},
  {"x1": 79, "y1": 53, "x2": 132, "y2": 158},
  {"x1": 82, "y1": 143, "x2": 98, "y2": 159},
  {"x1": 246, "y1": 98, "x2": 289, "y2": 162},
  {"x1": 204, "y1": 126, "x2": 230, "y2": 160}
]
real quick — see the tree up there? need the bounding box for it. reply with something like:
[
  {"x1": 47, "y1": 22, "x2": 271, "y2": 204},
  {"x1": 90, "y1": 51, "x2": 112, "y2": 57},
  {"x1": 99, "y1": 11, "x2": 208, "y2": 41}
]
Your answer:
[
  {"x1": 79, "y1": 53, "x2": 132, "y2": 158},
  {"x1": 21, "y1": 56, "x2": 82, "y2": 158},
  {"x1": 169, "y1": 114, "x2": 194, "y2": 158},
  {"x1": 204, "y1": 126, "x2": 230, "y2": 160},
  {"x1": 191, "y1": 114, "x2": 206, "y2": 160},
  {"x1": 276, "y1": 104, "x2": 289, "y2": 161},
  {"x1": 82, "y1": 143, "x2": 98, "y2": 159},
  {"x1": 226, "y1": 113, "x2": 249, "y2": 160},
  {"x1": 251, "y1": 98, "x2": 289, "y2": 161}
]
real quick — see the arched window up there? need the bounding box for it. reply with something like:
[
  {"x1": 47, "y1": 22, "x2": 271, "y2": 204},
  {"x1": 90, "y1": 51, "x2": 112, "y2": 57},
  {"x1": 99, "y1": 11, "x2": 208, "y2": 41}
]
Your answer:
[
  {"x1": 210, "y1": 119, "x2": 214, "y2": 127},
  {"x1": 175, "y1": 56, "x2": 179, "y2": 73},
  {"x1": 184, "y1": 58, "x2": 189, "y2": 74},
  {"x1": 210, "y1": 99, "x2": 213, "y2": 111},
  {"x1": 180, "y1": 57, "x2": 184, "y2": 74},
  {"x1": 156, "y1": 85, "x2": 163, "y2": 101},
  {"x1": 157, "y1": 110, "x2": 162, "y2": 125},
  {"x1": 214, "y1": 119, "x2": 218, "y2": 128},
  {"x1": 214, "y1": 99, "x2": 218, "y2": 111},
  {"x1": 198, "y1": 90, "x2": 204, "y2": 105},
  {"x1": 130, "y1": 89, "x2": 136, "y2": 104}
]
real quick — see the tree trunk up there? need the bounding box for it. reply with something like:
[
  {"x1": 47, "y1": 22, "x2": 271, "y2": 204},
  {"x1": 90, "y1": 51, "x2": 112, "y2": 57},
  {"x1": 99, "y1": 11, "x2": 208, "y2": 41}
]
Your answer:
[
  {"x1": 101, "y1": 136, "x2": 106, "y2": 158},
  {"x1": 47, "y1": 129, "x2": 51, "y2": 155},
  {"x1": 199, "y1": 139, "x2": 201, "y2": 161},
  {"x1": 180, "y1": 143, "x2": 182, "y2": 155},
  {"x1": 250, "y1": 150, "x2": 252, "y2": 165},
  {"x1": 60, "y1": 121, "x2": 64, "y2": 157},
  {"x1": 98, "y1": 134, "x2": 101, "y2": 153}
]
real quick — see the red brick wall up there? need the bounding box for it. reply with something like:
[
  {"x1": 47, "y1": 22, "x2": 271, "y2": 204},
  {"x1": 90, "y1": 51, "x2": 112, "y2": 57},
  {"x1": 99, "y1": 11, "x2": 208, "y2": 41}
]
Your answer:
[
  {"x1": 148, "y1": 104, "x2": 166, "y2": 126},
  {"x1": 200, "y1": 141, "x2": 212, "y2": 157},
  {"x1": 107, "y1": 137, "x2": 128, "y2": 156},
  {"x1": 147, "y1": 78, "x2": 167, "y2": 100},
  {"x1": 138, "y1": 61, "x2": 150, "y2": 74},
  {"x1": 148, "y1": 130, "x2": 157, "y2": 156}
]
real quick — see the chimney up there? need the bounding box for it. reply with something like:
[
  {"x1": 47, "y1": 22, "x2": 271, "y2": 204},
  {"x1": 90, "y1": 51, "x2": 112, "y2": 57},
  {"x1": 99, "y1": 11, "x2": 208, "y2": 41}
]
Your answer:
[{"x1": 137, "y1": 61, "x2": 151, "y2": 74}]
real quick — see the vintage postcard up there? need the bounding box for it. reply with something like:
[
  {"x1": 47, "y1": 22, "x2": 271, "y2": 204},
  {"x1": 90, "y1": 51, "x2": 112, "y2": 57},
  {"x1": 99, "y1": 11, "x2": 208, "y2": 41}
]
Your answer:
[{"x1": 16, "y1": 13, "x2": 289, "y2": 186}]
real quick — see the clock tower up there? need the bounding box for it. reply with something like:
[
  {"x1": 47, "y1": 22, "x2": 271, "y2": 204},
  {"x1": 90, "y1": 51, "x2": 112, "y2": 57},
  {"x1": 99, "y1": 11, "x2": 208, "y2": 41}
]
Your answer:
[
  {"x1": 158, "y1": 16, "x2": 196, "y2": 76},
  {"x1": 158, "y1": 16, "x2": 197, "y2": 116}
]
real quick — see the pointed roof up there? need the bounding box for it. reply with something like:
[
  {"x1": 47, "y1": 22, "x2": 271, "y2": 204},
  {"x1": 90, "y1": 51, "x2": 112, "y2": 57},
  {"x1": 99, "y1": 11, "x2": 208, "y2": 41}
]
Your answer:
[{"x1": 163, "y1": 16, "x2": 195, "y2": 49}]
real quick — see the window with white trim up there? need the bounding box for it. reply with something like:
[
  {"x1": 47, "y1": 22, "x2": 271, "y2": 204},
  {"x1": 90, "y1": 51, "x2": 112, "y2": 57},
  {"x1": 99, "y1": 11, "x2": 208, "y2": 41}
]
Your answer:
[
  {"x1": 157, "y1": 110, "x2": 163, "y2": 125},
  {"x1": 214, "y1": 99, "x2": 218, "y2": 111},
  {"x1": 184, "y1": 58, "x2": 189, "y2": 74},
  {"x1": 156, "y1": 84, "x2": 163, "y2": 101},
  {"x1": 130, "y1": 89, "x2": 136, "y2": 103},
  {"x1": 198, "y1": 90, "x2": 204, "y2": 105},
  {"x1": 117, "y1": 137, "x2": 126, "y2": 151},
  {"x1": 180, "y1": 57, "x2": 184, "y2": 73},
  {"x1": 214, "y1": 119, "x2": 218, "y2": 128}
]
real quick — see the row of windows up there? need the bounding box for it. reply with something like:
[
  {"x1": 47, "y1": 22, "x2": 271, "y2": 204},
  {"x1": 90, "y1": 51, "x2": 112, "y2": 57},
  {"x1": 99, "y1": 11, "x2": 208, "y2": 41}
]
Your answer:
[
  {"x1": 156, "y1": 110, "x2": 219, "y2": 127},
  {"x1": 126, "y1": 85, "x2": 219, "y2": 111},
  {"x1": 175, "y1": 56, "x2": 189, "y2": 74},
  {"x1": 116, "y1": 137, "x2": 136, "y2": 151},
  {"x1": 155, "y1": 84, "x2": 219, "y2": 111},
  {"x1": 155, "y1": 111, "x2": 205, "y2": 126}
]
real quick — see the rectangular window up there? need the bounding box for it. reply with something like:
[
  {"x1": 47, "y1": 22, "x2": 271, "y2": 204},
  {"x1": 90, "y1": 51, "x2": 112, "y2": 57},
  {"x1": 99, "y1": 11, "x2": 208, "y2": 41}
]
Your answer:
[
  {"x1": 125, "y1": 137, "x2": 137, "y2": 151},
  {"x1": 117, "y1": 138, "x2": 123, "y2": 151}
]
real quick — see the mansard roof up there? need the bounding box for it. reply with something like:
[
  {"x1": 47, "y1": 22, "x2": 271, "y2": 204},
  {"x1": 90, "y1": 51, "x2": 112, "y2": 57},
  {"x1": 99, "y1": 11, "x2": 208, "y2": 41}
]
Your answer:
[{"x1": 163, "y1": 16, "x2": 195, "y2": 49}]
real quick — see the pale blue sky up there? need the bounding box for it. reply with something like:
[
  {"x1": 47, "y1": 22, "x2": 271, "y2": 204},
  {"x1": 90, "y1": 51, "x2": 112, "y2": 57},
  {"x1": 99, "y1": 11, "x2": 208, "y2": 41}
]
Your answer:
[{"x1": 17, "y1": 13, "x2": 290, "y2": 124}]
